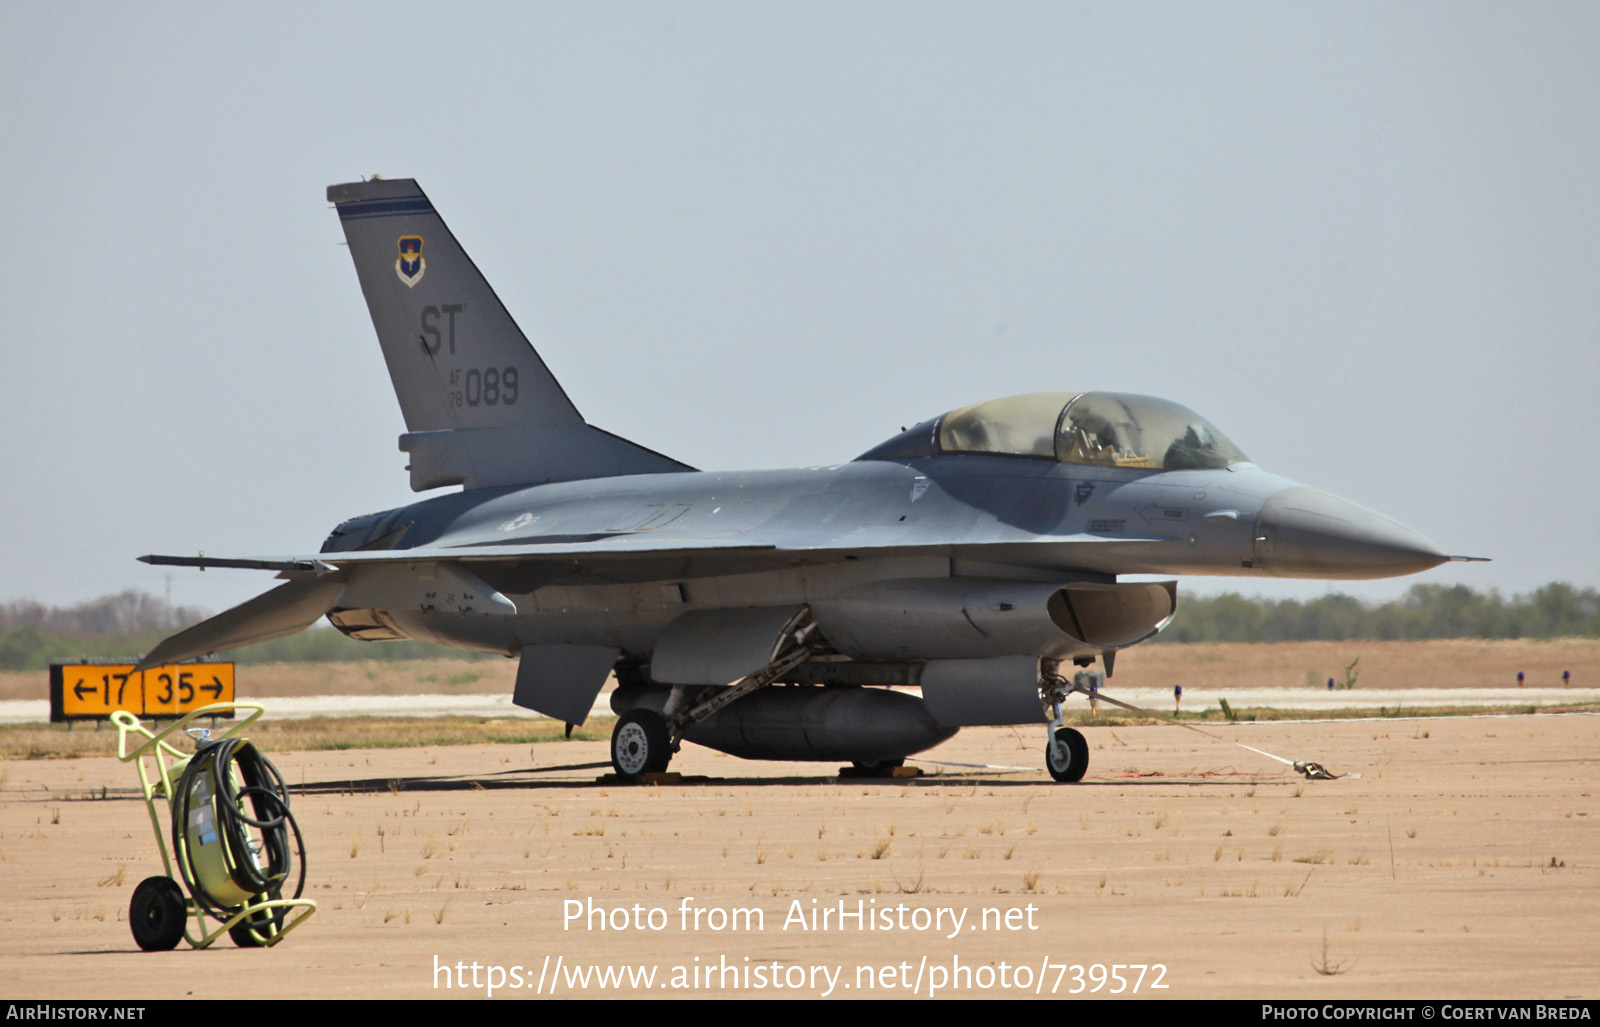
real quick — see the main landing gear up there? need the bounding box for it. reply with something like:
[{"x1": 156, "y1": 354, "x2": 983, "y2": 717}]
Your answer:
[
  {"x1": 608, "y1": 609, "x2": 819, "y2": 780},
  {"x1": 610, "y1": 709, "x2": 671, "y2": 778}
]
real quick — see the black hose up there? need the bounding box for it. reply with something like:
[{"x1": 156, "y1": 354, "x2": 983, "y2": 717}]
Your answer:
[{"x1": 170, "y1": 737, "x2": 306, "y2": 923}]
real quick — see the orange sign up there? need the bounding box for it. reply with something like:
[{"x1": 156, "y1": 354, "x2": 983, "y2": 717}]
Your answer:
[{"x1": 49, "y1": 663, "x2": 235, "y2": 722}]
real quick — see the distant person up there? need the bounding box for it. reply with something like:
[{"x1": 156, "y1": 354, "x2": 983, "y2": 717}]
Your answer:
[{"x1": 1517, "y1": 671, "x2": 1524, "y2": 687}]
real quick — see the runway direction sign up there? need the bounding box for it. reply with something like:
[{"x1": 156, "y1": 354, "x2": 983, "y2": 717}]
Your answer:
[{"x1": 48, "y1": 662, "x2": 235, "y2": 722}]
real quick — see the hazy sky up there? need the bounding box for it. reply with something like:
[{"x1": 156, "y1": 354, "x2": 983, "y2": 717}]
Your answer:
[{"x1": 3, "y1": 2, "x2": 1596, "y2": 616}]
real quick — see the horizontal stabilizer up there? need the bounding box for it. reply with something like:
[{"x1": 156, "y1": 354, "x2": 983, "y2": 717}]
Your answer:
[{"x1": 134, "y1": 578, "x2": 345, "y2": 670}]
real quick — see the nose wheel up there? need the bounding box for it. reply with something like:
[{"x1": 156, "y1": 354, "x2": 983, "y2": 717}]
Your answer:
[
  {"x1": 611, "y1": 709, "x2": 672, "y2": 779},
  {"x1": 1046, "y1": 726, "x2": 1089, "y2": 783}
]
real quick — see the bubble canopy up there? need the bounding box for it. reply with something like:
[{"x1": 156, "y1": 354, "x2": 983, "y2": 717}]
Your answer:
[{"x1": 872, "y1": 392, "x2": 1251, "y2": 470}]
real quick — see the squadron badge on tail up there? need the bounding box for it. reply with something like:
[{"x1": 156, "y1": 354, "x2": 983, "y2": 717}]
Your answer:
[{"x1": 395, "y1": 235, "x2": 425, "y2": 287}]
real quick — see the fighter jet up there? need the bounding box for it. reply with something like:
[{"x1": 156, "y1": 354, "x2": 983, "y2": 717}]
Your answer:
[{"x1": 139, "y1": 178, "x2": 1475, "y2": 782}]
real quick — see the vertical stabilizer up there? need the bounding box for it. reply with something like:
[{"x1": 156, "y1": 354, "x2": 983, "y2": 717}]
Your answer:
[
  {"x1": 327, "y1": 179, "x2": 690, "y2": 490},
  {"x1": 327, "y1": 178, "x2": 579, "y2": 433}
]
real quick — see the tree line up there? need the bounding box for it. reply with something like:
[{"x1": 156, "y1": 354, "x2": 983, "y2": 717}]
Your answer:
[
  {"x1": 1154, "y1": 583, "x2": 1600, "y2": 644},
  {"x1": 2, "y1": 583, "x2": 1595, "y2": 670},
  {"x1": 0, "y1": 589, "x2": 466, "y2": 670}
]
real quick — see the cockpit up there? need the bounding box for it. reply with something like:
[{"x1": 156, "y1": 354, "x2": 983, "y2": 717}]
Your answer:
[{"x1": 858, "y1": 391, "x2": 1251, "y2": 471}]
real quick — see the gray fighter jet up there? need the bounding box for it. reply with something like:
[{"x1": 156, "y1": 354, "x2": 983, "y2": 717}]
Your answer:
[{"x1": 139, "y1": 178, "x2": 1476, "y2": 782}]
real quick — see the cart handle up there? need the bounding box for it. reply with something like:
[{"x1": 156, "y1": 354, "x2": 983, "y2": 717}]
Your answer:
[{"x1": 113, "y1": 703, "x2": 266, "y2": 763}]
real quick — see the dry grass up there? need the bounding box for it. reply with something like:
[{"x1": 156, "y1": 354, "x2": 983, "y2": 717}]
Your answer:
[
  {"x1": 0, "y1": 658, "x2": 514, "y2": 702},
  {"x1": 5, "y1": 638, "x2": 1595, "y2": 760},
  {"x1": 1115, "y1": 638, "x2": 1600, "y2": 693},
  {"x1": 0, "y1": 714, "x2": 612, "y2": 760},
  {"x1": 1312, "y1": 927, "x2": 1356, "y2": 976}
]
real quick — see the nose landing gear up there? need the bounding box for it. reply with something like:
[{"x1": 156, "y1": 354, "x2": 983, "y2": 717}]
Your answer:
[
  {"x1": 1046, "y1": 726, "x2": 1089, "y2": 783},
  {"x1": 1040, "y1": 664, "x2": 1093, "y2": 783}
]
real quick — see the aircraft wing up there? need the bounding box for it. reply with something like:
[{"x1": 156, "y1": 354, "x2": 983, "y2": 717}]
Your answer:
[{"x1": 140, "y1": 531, "x2": 1176, "y2": 577}]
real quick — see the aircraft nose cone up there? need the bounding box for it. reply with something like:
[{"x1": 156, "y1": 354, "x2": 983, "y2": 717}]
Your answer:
[{"x1": 1253, "y1": 486, "x2": 1448, "y2": 580}]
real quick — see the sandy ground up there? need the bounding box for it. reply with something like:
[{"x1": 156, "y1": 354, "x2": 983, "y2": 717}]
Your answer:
[{"x1": 1, "y1": 712, "x2": 1595, "y2": 1000}]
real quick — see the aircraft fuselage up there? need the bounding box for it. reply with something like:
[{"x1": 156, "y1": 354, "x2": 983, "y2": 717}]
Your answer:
[{"x1": 322, "y1": 455, "x2": 1443, "y2": 664}]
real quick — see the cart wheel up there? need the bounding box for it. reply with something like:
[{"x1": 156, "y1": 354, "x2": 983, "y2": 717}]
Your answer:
[
  {"x1": 129, "y1": 877, "x2": 186, "y2": 952},
  {"x1": 228, "y1": 906, "x2": 285, "y2": 948}
]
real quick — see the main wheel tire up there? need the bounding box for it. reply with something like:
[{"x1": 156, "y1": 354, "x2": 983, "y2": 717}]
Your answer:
[
  {"x1": 850, "y1": 758, "x2": 905, "y2": 775},
  {"x1": 611, "y1": 709, "x2": 671, "y2": 779},
  {"x1": 1046, "y1": 727, "x2": 1089, "y2": 783},
  {"x1": 228, "y1": 905, "x2": 285, "y2": 948},
  {"x1": 129, "y1": 876, "x2": 187, "y2": 951}
]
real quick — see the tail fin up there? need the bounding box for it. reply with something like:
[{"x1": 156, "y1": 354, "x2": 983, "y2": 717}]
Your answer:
[{"x1": 327, "y1": 178, "x2": 690, "y2": 491}]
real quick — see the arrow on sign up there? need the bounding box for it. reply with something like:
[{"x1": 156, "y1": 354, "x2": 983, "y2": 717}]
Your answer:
[
  {"x1": 74, "y1": 680, "x2": 96, "y2": 702},
  {"x1": 202, "y1": 676, "x2": 224, "y2": 700}
]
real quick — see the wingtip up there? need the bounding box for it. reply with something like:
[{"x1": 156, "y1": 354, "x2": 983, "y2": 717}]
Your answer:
[{"x1": 130, "y1": 647, "x2": 172, "y2": 674}]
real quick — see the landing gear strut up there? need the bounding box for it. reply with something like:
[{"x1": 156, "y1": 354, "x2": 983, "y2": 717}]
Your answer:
[
  {"x1": 609, "y1": 607, "x2": 819, "y2": 780},
  {"x1": 1039, "y1": 662, "x2": 1091, "y2": 783}
]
